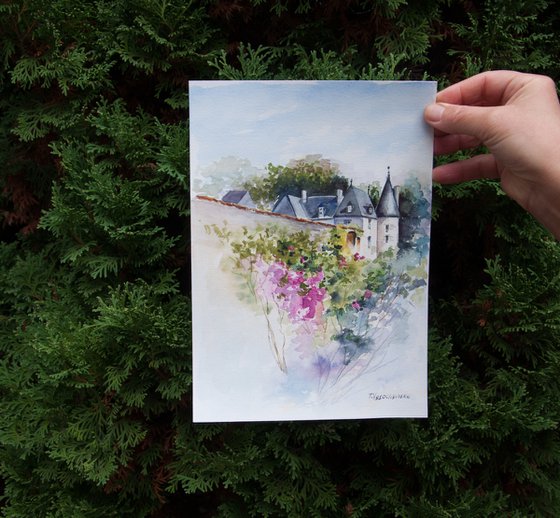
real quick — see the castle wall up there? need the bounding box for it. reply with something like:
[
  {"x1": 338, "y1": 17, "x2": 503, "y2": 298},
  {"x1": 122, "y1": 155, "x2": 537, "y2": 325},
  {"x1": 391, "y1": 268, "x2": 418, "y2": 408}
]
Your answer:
[
  {"x1": 377, "y1": 216, "x2": 399, "y2": 255},
  {"x1": 333, "y1": 215, "x2": 378, "y2": 260}
]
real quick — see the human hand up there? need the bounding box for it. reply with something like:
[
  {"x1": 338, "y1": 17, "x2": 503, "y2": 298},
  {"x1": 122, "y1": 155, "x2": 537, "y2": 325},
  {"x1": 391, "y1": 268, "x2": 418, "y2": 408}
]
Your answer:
[{"x1": 424, "y1": 70, "x2": 560, "y2": 239}]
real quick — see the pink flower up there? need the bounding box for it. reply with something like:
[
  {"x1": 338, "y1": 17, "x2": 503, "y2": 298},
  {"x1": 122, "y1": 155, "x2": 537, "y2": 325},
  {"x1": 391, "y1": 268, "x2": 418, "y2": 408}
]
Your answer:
[
  {"x1": 364, "y1": 289, "x2": 373, "y2": 299},
  {"x1": 253, "y1": 258, "x2": 327, "y2": 324},
  {"x1": 352, "y1": 301, "x2": 361, "y2": 310},
  {"x1": 353, "y1": 252, "x2": 365, "y2": 261},
  {"x1": 299, "y1": 270, "x2": 326, "y2": 319}
]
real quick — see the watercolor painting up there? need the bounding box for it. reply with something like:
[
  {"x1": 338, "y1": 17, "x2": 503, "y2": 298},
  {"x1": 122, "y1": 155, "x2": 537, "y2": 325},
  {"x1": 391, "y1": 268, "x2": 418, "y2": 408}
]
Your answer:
[{"x1": 190, "y1": 80, "x2": 436, "y2": 422}]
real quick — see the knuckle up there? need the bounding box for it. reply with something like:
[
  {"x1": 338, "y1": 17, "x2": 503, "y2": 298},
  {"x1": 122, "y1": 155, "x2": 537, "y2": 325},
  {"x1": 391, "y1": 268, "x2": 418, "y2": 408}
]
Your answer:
[
  {"x1": 444, "y1": 105, "x2": 468, "y2": 126},
  {"x1": 526, "y1": 74, "x2": 558, "y2": 97},
  {"x1": 535, "y1": 75, "x2": 556, "y2": 91}
]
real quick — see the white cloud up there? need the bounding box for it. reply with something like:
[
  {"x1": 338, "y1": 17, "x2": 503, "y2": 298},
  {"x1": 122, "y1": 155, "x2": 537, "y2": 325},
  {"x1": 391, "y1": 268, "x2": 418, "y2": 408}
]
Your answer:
[{"x1": 234, "y1": 128, "x2": 255, "y2": 136}]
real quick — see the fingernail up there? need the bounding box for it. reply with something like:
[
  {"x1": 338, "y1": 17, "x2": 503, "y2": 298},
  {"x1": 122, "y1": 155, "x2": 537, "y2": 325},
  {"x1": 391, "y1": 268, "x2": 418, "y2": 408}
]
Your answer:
[{"x1": 425, "y1": 103, "x2": 445, "y2": 123}]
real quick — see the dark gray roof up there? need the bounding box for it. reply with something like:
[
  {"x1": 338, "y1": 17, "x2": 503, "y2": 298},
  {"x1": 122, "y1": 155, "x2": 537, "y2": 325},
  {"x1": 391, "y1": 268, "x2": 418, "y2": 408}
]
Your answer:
[
  {"x1": 304, "y1": 196, "x2": 338, "y2": 218},
  {"x1": 286, "y1": 195, "x2": 309, "y2": 219},
  {"x1": 273, "y1": 194, "x2": 339, "y2": 219},
  {"x1": 334, "y1": 186, "x2": 376, "y2": 218},
  {"x1": 376, "y1": 175, "x2": 399, "y2": 217},
  {"x1": 222, "y1": 190, "x2": 249, "y2": 204},
  {"x1": 274, "y1": 185, "x2": 382, "y2": 221}
]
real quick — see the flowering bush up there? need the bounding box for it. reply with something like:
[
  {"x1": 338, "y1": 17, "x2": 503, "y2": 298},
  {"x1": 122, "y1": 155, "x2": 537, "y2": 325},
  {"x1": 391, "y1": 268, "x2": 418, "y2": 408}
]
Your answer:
[
  {"x1": 210, "y1": 223, "x2": 427, "y2": 390},
  {"x1": 252, "y1": 258, "x2": 328, "y2": 372},
  {"x1": 254, "y1": 259, "x2": 326, "y2": 324}
]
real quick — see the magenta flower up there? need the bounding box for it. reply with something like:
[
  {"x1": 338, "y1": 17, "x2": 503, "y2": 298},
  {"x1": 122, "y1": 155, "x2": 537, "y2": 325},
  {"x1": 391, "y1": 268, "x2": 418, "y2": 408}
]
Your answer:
[
  {"x1": 352, "y1": 300, "x2": 361, "y2": 310},
  {"x1": 364, "y1": 289, "x2": 373, "y2": 299},
  {"x1": 253, "y1": 258, "x2": 327, "y2": 324}
]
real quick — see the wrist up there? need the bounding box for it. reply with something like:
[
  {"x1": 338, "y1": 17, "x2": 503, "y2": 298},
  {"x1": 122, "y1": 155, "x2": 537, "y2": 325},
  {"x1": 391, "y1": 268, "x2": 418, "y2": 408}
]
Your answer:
[{"x1": 523, "y1": 183, "x2": 560, "y2": 240}]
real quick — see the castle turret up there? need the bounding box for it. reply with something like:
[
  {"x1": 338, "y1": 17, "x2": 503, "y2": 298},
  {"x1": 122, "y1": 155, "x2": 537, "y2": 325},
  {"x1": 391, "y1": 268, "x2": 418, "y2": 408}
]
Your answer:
[
  {"x1": 376, "y1": 167, "x2": 400, "y2": 254},
  {"x1": 333, "y1": 184, "x2": 377, "y2": 259}
]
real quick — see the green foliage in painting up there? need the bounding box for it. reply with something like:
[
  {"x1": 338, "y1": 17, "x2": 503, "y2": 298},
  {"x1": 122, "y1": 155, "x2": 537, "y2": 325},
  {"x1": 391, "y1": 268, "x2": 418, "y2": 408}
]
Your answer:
[
  {"x1": 244, "y1": 156, "x2": 349, "y2": 208},
  {"x1": 1, "y1": 0, "x2": 560, "y2": 516}
]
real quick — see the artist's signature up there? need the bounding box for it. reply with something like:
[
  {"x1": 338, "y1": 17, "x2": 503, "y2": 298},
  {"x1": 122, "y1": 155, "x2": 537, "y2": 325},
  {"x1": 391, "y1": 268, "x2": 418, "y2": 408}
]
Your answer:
[{"x1": 369, "y1": 393, "x2": 411, "y2": 401}]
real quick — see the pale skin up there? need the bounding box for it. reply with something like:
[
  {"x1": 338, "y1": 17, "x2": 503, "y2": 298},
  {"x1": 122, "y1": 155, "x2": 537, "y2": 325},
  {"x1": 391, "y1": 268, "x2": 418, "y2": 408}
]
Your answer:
[{"x1": 424, "y1": 70, "x2": 560, "y2": 240}]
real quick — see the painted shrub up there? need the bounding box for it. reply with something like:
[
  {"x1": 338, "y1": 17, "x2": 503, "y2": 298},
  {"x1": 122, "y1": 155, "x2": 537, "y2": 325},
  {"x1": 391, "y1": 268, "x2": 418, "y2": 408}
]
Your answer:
[{"x1": 210, "y1": 223, "x2": 427, "y2": 396}]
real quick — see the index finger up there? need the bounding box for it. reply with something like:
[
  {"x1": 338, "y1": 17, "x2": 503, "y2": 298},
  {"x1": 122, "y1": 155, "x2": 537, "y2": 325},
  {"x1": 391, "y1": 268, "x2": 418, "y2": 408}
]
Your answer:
[{"x1": 436, "y1": 70, "x2": 527, "y2": 106}]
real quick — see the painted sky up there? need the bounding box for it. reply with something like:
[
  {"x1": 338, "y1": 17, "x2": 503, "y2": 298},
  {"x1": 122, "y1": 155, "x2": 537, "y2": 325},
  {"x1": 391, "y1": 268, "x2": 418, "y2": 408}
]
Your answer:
[{"x1": 190, "y1": 80, "x2": 436, "y2": 192}]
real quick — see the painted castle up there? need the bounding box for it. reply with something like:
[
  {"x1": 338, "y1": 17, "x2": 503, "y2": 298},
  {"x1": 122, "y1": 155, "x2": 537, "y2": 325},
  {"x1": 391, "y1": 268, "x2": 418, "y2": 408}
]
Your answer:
[
  {"x1": 272, "y1": 169, "x2": 399, "y2": 259},
  {"x1": 221, "y1": 169, "x2": 400, "y2": 260}
]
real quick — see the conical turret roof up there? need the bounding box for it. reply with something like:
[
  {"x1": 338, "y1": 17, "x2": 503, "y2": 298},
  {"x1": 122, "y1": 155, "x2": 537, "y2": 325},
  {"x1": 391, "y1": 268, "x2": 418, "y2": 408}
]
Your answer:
[{"x1": 376, "y1": 169, "x2": 399, "y2": 217}]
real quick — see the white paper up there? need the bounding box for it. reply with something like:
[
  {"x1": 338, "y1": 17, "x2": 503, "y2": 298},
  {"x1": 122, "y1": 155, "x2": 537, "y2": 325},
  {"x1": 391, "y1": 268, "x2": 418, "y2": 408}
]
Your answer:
[{"x1": 190, "y1": 80, "x2": 436, "y2": 422}]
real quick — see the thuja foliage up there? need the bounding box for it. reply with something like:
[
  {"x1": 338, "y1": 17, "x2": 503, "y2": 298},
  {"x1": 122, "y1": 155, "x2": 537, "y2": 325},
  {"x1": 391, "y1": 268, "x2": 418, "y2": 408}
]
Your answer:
[{"x1": 1, "y1": 0, "x2": 560, "y2": 516}]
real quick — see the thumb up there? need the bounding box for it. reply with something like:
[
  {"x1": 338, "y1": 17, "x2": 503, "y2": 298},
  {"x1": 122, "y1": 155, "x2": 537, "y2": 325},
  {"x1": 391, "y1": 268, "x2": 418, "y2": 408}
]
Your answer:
[{"x1": 424, "y1": 102, "x2": 500, "y2": 141}]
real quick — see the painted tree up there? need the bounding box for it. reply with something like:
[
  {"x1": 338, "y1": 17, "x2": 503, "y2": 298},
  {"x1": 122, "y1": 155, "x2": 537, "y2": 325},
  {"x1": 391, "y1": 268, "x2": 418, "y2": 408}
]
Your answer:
[{"x1": 244, "y1": 155, "x2": 349, "y2": 207}]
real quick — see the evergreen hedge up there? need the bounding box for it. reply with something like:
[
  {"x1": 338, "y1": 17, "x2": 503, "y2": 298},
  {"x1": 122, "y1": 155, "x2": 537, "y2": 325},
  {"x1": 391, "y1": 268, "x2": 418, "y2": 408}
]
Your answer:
[{"x1": 1, "y1": 1, "x2": 560, "y2": 516}]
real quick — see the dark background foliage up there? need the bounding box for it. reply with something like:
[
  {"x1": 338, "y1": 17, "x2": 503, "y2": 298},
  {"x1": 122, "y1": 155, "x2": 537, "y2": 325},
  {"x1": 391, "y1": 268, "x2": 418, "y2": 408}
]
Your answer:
[{"x1": 1, "y1": 0, "x2": 560, "y2": 516}]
